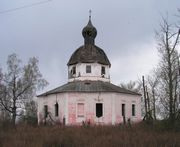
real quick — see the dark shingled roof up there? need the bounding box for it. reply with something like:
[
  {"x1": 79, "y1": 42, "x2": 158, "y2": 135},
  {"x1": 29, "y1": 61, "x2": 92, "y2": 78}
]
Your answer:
[
  {"x1": 37, "y1": 81, "x2": 141, "y2": 97},
  {"x1": 67, "y1": 44, "x2": 111, "y2": 66}
]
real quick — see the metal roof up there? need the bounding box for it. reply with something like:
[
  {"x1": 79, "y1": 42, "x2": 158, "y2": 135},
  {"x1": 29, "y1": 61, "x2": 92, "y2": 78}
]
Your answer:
[
  {"x1": 37, "y1": 81, "x2": 141, "y2": 97},
  {"x1": 67, "y1": 44, "x2": 111, "y2": 66}
]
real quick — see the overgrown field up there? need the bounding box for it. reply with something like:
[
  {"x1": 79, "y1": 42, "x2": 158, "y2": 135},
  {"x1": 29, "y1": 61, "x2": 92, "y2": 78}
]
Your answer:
[{"x1": 0, "y1": 123, "x2": 180, "y2": 147}]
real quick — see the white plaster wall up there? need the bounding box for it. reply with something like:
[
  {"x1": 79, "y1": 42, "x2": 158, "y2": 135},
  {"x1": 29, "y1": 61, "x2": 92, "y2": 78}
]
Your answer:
[
  {"x1": 37, "y1": 93, "x2": 67, "y2": 124},
  {"x1": 37, "y1": 92, "x2": 141, "y2": 125},
  {"x1": 68, "y1": 63, "x2": 110, "y2": 82},
  {"x1": 114, "y1": 93, "x2": 142, "y2": 124}
]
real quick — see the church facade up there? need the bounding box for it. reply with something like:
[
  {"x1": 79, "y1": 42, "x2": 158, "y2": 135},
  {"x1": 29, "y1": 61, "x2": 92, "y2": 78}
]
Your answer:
[{"x1": 37, "y1": 17, "x2": 141, "y2": 125}]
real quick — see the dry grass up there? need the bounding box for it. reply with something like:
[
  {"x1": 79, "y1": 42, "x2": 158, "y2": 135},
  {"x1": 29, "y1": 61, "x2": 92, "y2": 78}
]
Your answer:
[{"x1": 0, "y1": 123, "x2": 180, "y2": 147}]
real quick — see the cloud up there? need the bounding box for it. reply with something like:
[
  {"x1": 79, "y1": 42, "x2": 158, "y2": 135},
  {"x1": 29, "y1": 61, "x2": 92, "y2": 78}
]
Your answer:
[
  {"x1": 111, "y1": 41, "x2": 159, "y2": 85},
  {"x1": 0, "y1": 0, "x2": 179, "y2": 93}
]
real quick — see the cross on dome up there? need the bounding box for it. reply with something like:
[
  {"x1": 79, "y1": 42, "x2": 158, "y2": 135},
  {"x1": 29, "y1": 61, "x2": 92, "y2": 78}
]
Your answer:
[{"x1": 89, "y1": 10, "x2": 92, "y2": 20}]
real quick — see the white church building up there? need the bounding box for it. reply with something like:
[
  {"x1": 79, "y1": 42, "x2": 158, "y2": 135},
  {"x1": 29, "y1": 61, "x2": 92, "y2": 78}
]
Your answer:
[{"x1": 37, "y1": 16, "x2": 141, "y2": 125}]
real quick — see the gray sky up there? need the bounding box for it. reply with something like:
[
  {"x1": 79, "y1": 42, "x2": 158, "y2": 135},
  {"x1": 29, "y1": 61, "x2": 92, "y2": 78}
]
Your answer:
[{"x1": 0, "y1": 0, "x2": 179, "y2": 93}]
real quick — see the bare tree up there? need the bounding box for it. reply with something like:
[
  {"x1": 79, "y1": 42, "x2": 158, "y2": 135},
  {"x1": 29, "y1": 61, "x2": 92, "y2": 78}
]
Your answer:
[
  {"x1": 0, "y1": 54, "x2": 48, "y2": 125},
  {"x1": 156, "y1": 16, "x2": 180, "y2": 123},
  {"x1": 0, "y1": 68, "x2": 11, "y2": 121},
  {"x1": 120, "y1": 80, "x2": 141, "y2": 93},
  {"x1": 147, "y1": 71, "x2": 159, "y2": 120},
  {"x1": 21, "y1": 100, "x2": 38, "y2": 125},
  {"x1": 142, "y1": 76, "x2": 148, "y2": 117}
]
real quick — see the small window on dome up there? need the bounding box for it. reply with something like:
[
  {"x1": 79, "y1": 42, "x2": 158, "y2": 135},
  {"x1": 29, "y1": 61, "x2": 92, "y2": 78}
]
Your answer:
[
  {"x1": 101, "y1": 66, "x2": 105, "y2": 75},
  {"x1": 86, "y1": 65, "x2": 91, "y2": 73},
  {"x1": 71, "y1": 66, "x2": 76, "y2": 75}
]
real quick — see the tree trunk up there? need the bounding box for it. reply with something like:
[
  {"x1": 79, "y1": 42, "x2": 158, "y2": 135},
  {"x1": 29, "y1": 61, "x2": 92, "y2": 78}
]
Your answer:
[
  {"x1": 146, "y1": 86, "x2": 151, "y2": 113},
  {"x1": 142, "y1": 76, "x2": 147, "y2": 116},
  {"x1": 12, "y1": 96, "x2": 17, "y2": 126},
  {"x1": 152, "y1": 89, "x2": 156, "y2": 120},
  {"x1": 165, "y1": 30, "x2": 175, "y2": 123},
  {"x1": 12, "y1": 111, "x2": 16, "y2": 126}
]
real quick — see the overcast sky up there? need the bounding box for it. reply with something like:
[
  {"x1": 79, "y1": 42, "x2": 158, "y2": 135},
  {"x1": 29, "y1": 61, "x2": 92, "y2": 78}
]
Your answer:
[{"x1": 0, "y1": 0, "x2": 180, "y2": 93}]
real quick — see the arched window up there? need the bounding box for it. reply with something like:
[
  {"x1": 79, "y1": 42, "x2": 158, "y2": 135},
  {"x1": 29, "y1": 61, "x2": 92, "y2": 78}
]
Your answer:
[{"x1": 55, "y1": 102, "x2": 59, "y2": 117}]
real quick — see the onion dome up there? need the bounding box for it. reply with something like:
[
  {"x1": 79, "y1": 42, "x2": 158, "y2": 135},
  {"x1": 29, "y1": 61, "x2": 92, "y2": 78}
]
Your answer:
[{"x1": 82, "y1": 17, "x2": 97, "y2": 45}]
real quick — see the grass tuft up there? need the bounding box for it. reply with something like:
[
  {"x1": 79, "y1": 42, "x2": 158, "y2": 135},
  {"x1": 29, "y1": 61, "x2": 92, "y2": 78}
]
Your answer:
[{"x1": 0, "y1": 122, "x2": 180, "y2": 147}]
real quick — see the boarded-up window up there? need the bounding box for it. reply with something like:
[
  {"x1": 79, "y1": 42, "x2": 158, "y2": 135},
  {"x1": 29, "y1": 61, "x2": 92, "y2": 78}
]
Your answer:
[
  {"x1": 55, "y1": 103, "x2": 59, "y2": 117},
  {"x1": 77, "y1": 103, "x2": 84, "y2": 117},
  {"x1": 122, "y1": 104, "x2": 125, "y2": 116},
  {"x1": 132, "y1": 104, "x2": 135, "y2": 116},
  {"x1": 86, "y1": 65, "x2": 91, "y2": 73},
  {"x1": 96, "y1": 103, "x2": 103, "y2": 118},
  {"x1": 44, "y1": 105, "x2": 48, "y2": 118}
]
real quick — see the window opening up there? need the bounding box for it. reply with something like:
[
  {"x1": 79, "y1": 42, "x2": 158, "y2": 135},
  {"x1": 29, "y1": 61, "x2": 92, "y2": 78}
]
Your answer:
[
  {"x1": 96, "y1": 103, "x2": 103, "y2": 118},
  {"x1": 132, "y1": 104, "x2": 135, "y2": 116},
  {"x1": 101, "y1": 66, "x2": 105, "y2": 76},
  {"x1": 71, "y1": 66, "x2": 76, "y2": 75},
  {"x1": 86, "y1": 65, "x2": 91, "y2": 73},
  {"x1": 55, "y1": 102, "x2": 59, "y2": 117},
  {"x1": 44, "y1": 105, "x2": 48, "y2": 118},
  {"x1": 122, "y1": 104, "x2": 125, "y2": 116}
]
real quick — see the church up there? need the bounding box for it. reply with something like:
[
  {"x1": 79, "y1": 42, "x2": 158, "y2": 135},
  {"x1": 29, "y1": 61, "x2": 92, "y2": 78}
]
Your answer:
[{"x1": 37, "y1": 16, "x2": 142, "y2": 125}]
